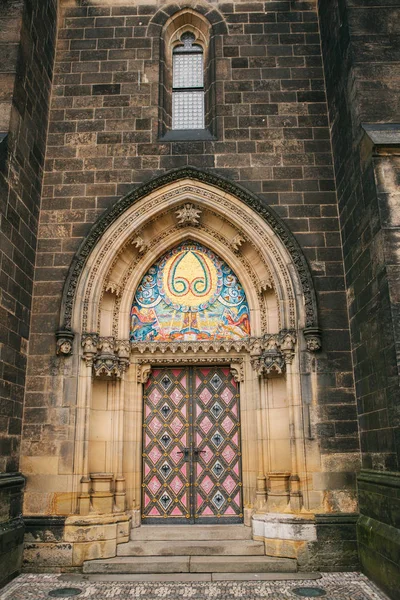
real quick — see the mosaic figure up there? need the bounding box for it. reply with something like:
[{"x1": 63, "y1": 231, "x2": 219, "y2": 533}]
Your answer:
[{"x1": 130, "y1": 241, "x2": 250, "y2": 342}]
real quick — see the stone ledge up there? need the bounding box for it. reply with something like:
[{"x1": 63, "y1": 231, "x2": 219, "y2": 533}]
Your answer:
[
  {"x1": 357, "y1": 469, "x2": 400, "y2": 489},
  {"x1": 65, "y1": 512, "x2": 130, "y2": 527},
  {"x1": 0, "y1": 517, "x2": 25, "y2": 554},
  {"x1": 0, "y1": 473, "x2": 25, "y2": 490},
  {"x1": 315, "y1": 513, "x2": 359, "y2": 525},
  {"x1": 252, "y1": 513, "x2": 317, "y2": 542},
  {"x1": 362, "y1": 123, "x2": 400, "y2": 146},
  {"x1": 22, "y1": 513, "x2": 131, "y2": 570}
]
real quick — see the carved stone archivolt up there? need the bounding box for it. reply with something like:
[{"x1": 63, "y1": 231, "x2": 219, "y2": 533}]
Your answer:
[
  {"x1": 78, "y1": 181, "x2": 299, "y2": 337},
  {"x1": 59, "y1": 168, "x2": 319, "y2": 339}
]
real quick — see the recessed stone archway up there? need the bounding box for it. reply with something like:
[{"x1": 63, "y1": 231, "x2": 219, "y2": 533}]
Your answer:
[{"x1": 51, "y1": 168, "x2": 326, "y2": 565}]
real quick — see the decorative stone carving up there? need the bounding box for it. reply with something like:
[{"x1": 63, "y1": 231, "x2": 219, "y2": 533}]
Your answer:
[
  {"x1": 131, "y1": 235, "x2": 148, "y2": 254},
  {"x1": 281, "y1": 332, "x2": 296, "y2": 364},
  {"x1": 137, "y1": 363, "x2": 152, "y2": 384},
  {"x1": 60, "y1": 168, "x2": 319, "y2": 335},
  {"x1": 94, "y1": 337, "x2": 121, "y2": 378},
  {"x1": 230, "y1": 234, "x2": 245, "y2": 251},
  {"x1": 131, "y1": 338, "x2": 252, "y2": 355},
  {"x1": 117, "y1": 339, "x2": 130, "y2": 373},
  {"x1": 258, "y1": 278, "x2": 273, "y2": 293},
  {"x1": 260, "y1": 346, "x2": 285, "y2": 376},
  {"x1": 56, "y1": 328, "x2": 74, "y2": 356},
  {"x1": 82, "y1": 333, "x2": 99, "y2": 366},
  {"x1": 82, "y1": 335, "x2": 131, "y2": 378},
  {"x1": 303, "y1": 327, "x2": 322, "y2": 352},
  {"x1": 100, "y1": 337, "x2": 115, "y2": 355},
  {"x1": 137, "y1": 357, "x2": 235, "y2": 367},
  {"x1": 117, "y1": 340, "x2": 130, "y2": 360},
  {"x1": 230, "y1": 360, "x2": 244, "y2": 383},
  {"x1": 105, "y1": 281, "x2": 122, "y2": 297},
  {"x1": 175, "y1": 203, "x2": 202, "y2": 226},
  {"x1": 249, "y1": 331, "x2": 297, "y2": 377}
]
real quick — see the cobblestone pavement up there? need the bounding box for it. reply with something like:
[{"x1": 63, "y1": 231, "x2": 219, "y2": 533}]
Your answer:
[{"x1": 0, "y1": 573, "x2": 389, "y2": 600}]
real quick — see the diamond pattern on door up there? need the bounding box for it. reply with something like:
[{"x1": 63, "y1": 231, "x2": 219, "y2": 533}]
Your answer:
[
  {"x1": 142, "y1": 366, "x2": 243, "y2": 523},
  {"x1": 142, "y1": 367, "x2": 190, "y2": 523},
  {"x1": 193, "y1": 367, "x2": 243, "y2": 522}
]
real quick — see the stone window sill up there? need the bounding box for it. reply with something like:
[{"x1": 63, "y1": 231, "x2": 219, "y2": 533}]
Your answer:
[{"x1": 160, "y1": 129, "x2": 215, "y2": 142}]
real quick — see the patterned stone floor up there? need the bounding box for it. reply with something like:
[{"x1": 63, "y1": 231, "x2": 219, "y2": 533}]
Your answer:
[{"x1": 0, "y1": 573, "x2": 389, "y2": 600}]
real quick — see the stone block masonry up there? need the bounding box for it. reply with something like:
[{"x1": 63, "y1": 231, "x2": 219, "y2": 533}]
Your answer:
[
  {"x1": 16, "y1": 2, "x2": 363, "y2": 574},
  {"x1": 31, "y1": 0, "x2": 358, "y2": 490},
  {"x1": 318, "y1": 0, "x2": 400, "y2": 597},
  {"x1": 0, "y1": 0, "x2": 58, "y2": 586}
]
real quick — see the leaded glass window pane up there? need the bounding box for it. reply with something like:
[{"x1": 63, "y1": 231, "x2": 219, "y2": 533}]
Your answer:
[
  {"x1": 173, "y1": 54, "x2": 204, "y2": 89},
  {"x1": 172, "y1": 32, "x2": 205, "y2": 131},
  {"x1": 172, "y1": 92, "x2": 204, "y2": 129}
]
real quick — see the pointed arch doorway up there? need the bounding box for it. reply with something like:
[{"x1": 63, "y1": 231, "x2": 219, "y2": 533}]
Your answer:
[{"x1": 57, "y1": 167, "x2": 323, "y2": 534}]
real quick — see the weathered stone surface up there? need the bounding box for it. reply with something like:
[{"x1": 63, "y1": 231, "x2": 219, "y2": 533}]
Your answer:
[
  {"x1": 0, "y1": 0, "x2": 398, "y2": 589},
  {"x1": 23, "y1": 542, "x2": 73, "y2": 568},
  {"x1": 319, "y1": 0, "x2": 400, "y2": 593},
  {"x1": 117, "y1": 540, "x2": 265, "y2": 557}
]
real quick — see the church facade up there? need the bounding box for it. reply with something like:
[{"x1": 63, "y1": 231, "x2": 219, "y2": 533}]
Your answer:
[{"x1": 0, "y1": 1, "x2": 399, "y2": 598}]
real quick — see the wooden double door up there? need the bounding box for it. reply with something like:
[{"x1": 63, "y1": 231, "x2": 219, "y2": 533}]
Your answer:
[{"x1": 142, "y1": 366, "x2": 243, "y2": 524}]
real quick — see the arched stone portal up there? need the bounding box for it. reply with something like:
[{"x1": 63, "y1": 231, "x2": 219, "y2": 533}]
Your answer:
[{"x1": 52, "y1": 168, "x2": 324, "y2": 564}]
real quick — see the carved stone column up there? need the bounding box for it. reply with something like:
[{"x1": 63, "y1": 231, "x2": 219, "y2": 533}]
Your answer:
[
  {"x1": 113, "y1": 340, "x2": 130, "y2": 512},
  {"x1": 282, "y1": 332, "x2": 303, "y2": 512},
  {"x1": 77, "y1": 333, "x2": 98, "y2": 515}
]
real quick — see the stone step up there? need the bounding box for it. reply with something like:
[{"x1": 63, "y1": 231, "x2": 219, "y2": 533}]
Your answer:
[
  {"x1": 131, "y1": 525, "x2": 252, "y2": 541},
  {"x1": 83, "y1": 555, "x2": 297, "y2": 575},
  {"x1": 118, "y1": 539, "x2": 265, "y2": 557},
  {"x1": 83, "y1": 557, "x2": 189, "y2": 574},
  {"x1": 191, "y1": 556, "x2": 297, "y2": 573}
]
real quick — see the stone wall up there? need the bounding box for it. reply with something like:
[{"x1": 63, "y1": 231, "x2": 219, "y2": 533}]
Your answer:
[
  {"x1": 318, "y1": 0, "x2": 400, "y2": 597},
  {"x1": 0, "y1": 1, "x2": 23, "y2": 137},
  {"x1": 19, "y1": 0, "x2": 362, "y2": 573},
  {"x1": 0, "y1": 0, "x2": 58, "y2": 585}
]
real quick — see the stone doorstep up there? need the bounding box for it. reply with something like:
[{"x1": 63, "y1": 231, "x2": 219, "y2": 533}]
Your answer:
[
  {"x1": 131, "y1": 525, "x2": 253, "y2": 541},
  {"x1": 60, "y1": 572, "x2": 322, "y2": 583},
  {"x1": 82, "y1": 555, "x2": 297, "y2": 574},
  {"x1": 117, "y1": 539, "x2": 265, "y2": 557}
]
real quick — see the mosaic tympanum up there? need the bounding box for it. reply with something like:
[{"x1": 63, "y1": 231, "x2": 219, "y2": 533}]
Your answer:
[{"x1": 131, "y1": 241, "x2": 250, "y2": 342}]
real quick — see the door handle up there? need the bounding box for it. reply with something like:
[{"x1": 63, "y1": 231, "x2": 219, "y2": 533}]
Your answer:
[
  {"x1": 176, "y1": 448, "x2": 190, "y2": 460},
  {"x1": 194, "y1": 448, "x2": 207, "y2": 459}
]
